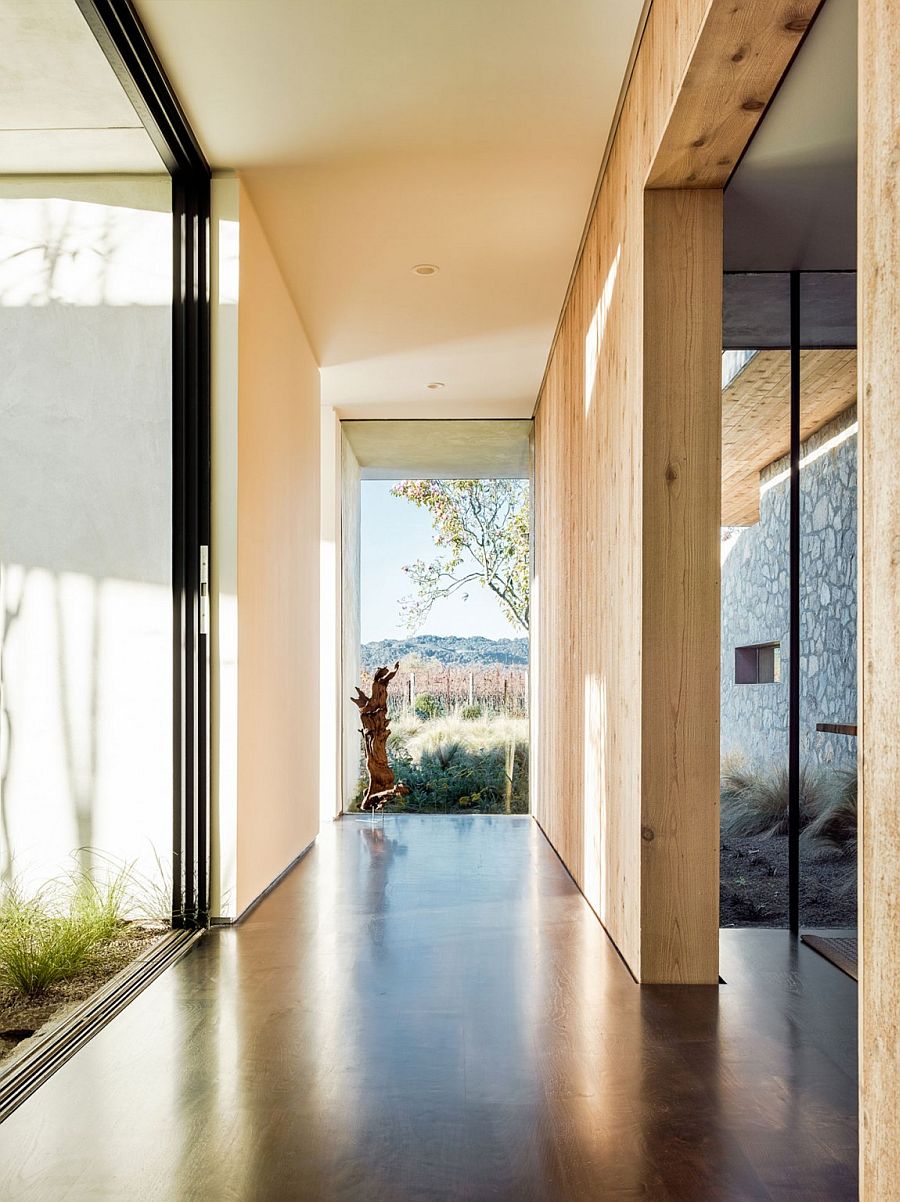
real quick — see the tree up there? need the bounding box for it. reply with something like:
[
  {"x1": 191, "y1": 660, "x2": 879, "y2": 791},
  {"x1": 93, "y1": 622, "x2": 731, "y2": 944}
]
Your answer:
[{"x1": 390, "y1": 479, "x2": 529, "y2": 632}]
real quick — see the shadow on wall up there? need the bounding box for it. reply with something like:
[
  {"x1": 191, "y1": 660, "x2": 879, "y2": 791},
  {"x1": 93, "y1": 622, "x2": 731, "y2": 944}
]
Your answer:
[{"x1": 0, "y1": 185, "x2": 173, "y2": 892}]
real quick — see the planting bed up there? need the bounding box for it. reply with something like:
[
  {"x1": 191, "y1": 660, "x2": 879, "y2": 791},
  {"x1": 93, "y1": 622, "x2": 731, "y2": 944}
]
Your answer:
[
  {"x1": 720, "y1": 834, "x2": 856, "y2": 928},
  {"x1": 0, "y1": 924, "x2": 165, "y2": 1066}
]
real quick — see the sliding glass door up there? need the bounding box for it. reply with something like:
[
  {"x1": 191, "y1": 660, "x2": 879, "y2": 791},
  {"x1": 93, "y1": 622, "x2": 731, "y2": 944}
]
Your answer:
[
  {"x1": 720, "y1": 271, "x2": 857, "y2": 937},
  {"x1": 0, "y1": 0, "x2": 210, "y2": 924}
]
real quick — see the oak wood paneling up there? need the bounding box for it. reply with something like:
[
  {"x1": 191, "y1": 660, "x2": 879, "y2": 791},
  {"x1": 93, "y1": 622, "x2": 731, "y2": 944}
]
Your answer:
[
  {"x1": 535, "y1": 0, "x2": 710, "y2": 982},
  {"x1": 641, "y1": 189, "x2": 722, "y2": 984},
  {"x1": 723, "y1": 349, "x2": 857, "y2": 525},
  {"x1": 534, "y1": 0, "x2": 810, "y2": 983},
  {"x1": 648, "y1": 0, "x2": 824, "y2": 188},
  {"x1": 859, "y1": 0, "x2": 900, "y2": 1196}
]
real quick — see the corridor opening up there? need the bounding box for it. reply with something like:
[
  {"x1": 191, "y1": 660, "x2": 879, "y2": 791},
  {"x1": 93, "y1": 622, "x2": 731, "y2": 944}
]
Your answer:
[{"x1": 337, "y1": 419, "x2": 532, "y2": 817}]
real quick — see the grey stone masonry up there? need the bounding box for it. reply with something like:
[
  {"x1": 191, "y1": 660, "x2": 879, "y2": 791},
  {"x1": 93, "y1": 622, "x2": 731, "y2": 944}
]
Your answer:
[{"x1": 720, "y1": 405, "x2": 857, "y2": 775}]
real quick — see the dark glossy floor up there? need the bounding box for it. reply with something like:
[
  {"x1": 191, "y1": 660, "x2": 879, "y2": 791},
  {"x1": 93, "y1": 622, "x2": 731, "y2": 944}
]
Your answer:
[{"x1": 0, "y1": 815, "x2": 858, "y2": 1201}]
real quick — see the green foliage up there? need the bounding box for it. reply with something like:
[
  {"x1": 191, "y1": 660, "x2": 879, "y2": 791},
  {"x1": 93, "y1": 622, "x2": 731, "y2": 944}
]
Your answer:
[
  {"x1": 0, "y1": 874, "x2": 128, "y2": 998},
  {"x1": 390, "y1": 480, "x2": 529, "y2": 632},
  {"x1": 83, "y1": 847, "x2": 172, "y2": 925},
  {"x1": 413, "y1": 692, "x2": 443, "y2": 721},
  {"x1": 0, "y1": 855, "x2": 167, "y2": 999},
  {"x1": 460, "y1": 703, "x2": 482, "y2": 720},
  {"x1": 357, "y1": 714, "x2": 529, "y2": 814}
]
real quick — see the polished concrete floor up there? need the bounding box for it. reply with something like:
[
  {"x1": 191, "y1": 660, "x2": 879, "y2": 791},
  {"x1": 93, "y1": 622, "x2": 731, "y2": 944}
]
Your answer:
[{"x1": 0, "y1": 815, "x2": 858, "y2": 1201}]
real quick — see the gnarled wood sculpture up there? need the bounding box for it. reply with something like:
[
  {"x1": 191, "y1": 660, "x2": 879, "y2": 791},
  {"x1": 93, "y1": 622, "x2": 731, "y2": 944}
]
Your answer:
[{"x1": 352, "y1": 662, "x2": 409, "y2": 810}]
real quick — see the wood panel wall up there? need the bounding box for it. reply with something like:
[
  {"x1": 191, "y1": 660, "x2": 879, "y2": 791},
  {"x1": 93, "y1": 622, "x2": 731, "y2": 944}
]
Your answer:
[
  {"x1": 532, "y1": 0, "x2": 820, "y2": 983},
  {"x1": 641, "y1": 189, "x2": 722, "y2": 983},
  {"x1": 859, "y1": 0, "x2": 900, "y2": 1194}
]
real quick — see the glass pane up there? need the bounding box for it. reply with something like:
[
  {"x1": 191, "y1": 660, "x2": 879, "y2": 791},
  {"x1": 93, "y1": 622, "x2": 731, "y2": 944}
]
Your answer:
[
  {"x1": 347, "y1": 442, "x2": 531, "y2": 816},
  {"x1": 721, "y1": 275, "x2": 791, "y2": 927},
  {"x1": 799, "y1": 274, "x2": 857, "y2": 933},
  {"x1": 0, "y1": 177, "x2": 173, "y2": 895}
]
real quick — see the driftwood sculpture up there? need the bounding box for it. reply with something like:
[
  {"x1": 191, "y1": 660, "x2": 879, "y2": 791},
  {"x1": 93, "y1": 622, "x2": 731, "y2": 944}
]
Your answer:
[{"x1": 351, "y1": 662, "x2": 409, "y2": 810}]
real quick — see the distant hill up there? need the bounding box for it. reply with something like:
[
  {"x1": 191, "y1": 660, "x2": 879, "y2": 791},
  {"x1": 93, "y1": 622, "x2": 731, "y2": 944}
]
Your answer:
[{"x1": 361, "y1": 635, "x2": 528, "y2": 670}]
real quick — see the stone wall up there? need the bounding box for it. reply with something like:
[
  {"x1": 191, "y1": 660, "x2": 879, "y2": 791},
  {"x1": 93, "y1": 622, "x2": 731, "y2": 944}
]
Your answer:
[{"x1": 720, "y1": 405, "x2": 857, "y2": 776}]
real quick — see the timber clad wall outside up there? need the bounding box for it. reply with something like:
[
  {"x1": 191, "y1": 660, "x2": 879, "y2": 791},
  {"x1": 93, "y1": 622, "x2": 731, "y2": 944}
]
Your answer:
[
  {"x1": 859, "y1": 0, "x2": 900, "y2": 1196},
  {"x1": 532, "y1": 0, "x2": 821, "y2": 984}
]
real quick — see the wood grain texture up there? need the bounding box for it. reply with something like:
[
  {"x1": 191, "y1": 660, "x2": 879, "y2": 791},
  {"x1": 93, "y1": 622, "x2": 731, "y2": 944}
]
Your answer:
[
  {"x1": 535, "y1": 0, "x2": 797, "y2": 984},
  {"x1": 723, "y1": 349, "x2": 857, "y2": 525},
  {"x1": 536, "y1": 0, "x2": 708, "y2": 983},
  {"x1": 648, "y1": 0, "x2": 826, "y2": 188},
  {"x1": 858, "y1": 0, "x2": 900, "y2": 1197},
  {"x1": 641, "y1": 189, "x2": 722, "y2": 983}
]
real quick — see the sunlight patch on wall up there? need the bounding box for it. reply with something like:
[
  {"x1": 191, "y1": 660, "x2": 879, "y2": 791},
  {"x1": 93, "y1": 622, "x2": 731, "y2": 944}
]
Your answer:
[
  {"x1": 760, "y1": 420, "x2": 859, "y2": 497},
  {"x1": 584, "y1": 244, "x2": 621, "y2": 415}
]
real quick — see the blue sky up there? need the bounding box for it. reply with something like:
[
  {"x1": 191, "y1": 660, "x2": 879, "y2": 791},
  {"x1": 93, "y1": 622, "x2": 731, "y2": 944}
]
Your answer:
[{"x1": 360, "y1": 480, "x2": 520, "y2": 642}]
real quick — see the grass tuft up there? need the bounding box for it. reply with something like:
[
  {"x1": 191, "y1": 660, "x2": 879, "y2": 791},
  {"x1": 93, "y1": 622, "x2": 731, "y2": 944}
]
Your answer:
[
  {"x1": 802, "y1": 768, "x2": 857, "y2": 851},
  {"x1": 720, "y1": 765, "x2": 825, "y2": 837},
  {"x1": 0, "y1": 860, "x2": 154, "y2": 999},
  {"x1": 0, "y1": 885, "x2": 106, "y2": 998},
  {"x1": 721, "y1": 762, "x2": 857, "y2": 851}
]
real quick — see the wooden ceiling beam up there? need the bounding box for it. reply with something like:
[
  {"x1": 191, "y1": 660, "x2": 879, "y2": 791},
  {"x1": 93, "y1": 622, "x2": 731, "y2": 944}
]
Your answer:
[{"x1": 647, "y1": 0, "x2": 825, "y2": 189}]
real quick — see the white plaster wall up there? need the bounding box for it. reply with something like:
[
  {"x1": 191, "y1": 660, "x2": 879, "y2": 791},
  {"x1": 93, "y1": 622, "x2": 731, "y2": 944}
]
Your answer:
[
  {"x1": 0, "y1": 176, "x2": 173, "y2": 896},
  {"x1": 210, "y1": 173, "x2": 239, "y2": 918},
  {"x1": 319, "y1": 406, "x2": 342, "y2": 824},
  {"x1": 234, "y1": 180, "x2": 321, "y2": 916},
  {"x1": 340, "y1": 431, "x2": 361, "y2": 808}
]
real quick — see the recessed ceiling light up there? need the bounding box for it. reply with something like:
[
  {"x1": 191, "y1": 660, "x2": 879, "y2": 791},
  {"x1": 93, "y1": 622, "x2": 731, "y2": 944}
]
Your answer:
[
  {"x1": 427, "y1": 382, "x2": 445, "y2": 390},
  {"x1": 412, "y1": 263, "x2": 439, "y2": 275}
]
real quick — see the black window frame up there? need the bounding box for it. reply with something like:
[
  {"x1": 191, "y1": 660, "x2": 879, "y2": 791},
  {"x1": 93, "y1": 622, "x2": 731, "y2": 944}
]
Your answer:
[
  {"x1": 734, "y1": 642, "x2": 782, "y2": 685},
  {"x1": 76, "y1": 0, "x2": 211, "y2": 927}
]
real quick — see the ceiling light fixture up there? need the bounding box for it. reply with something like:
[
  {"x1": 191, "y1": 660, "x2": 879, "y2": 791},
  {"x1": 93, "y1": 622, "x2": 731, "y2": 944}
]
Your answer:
[
  {"x1": 427, "y1": 382, "x2": 445, "y2": 390},
  {"x1": 412, "y1": 263, "x2": 439, "y2": 275}
]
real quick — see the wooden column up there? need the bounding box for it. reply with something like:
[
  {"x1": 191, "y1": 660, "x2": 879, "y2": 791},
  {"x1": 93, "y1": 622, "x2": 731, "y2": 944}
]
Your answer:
[
  {"x1": 859, "y1": 0, "x2": 900, "y2": 1194},
  {"x1": 641, "y1": 190, "x2": 723, "y2": 984},
  {"x1": 532, "y1": 0, "x2": 824, "y2": 983}
]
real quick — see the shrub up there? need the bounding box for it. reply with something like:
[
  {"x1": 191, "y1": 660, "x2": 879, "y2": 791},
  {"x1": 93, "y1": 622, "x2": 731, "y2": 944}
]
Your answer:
[
  {"x1": 460, "y1": 704, "x2": 482, "y2": 721},
  {"x1": 413, "y1": 693, "x2": 443, "y2": 721},
  {"x1": 720, "y1": 765, "x2": 824, "y2": 838},
  {"x1": 721, "y1": 763, "x2": 857, "y2": 852},
  {"x1": 386, "y1": 714, "x2": 529, "y2": 814},
  {"x1": 350, "y1": 713, "x2": 530, "y2": 814},
  {"x1": 802, "y1": 768, "x2": 857, "y2": 851}
]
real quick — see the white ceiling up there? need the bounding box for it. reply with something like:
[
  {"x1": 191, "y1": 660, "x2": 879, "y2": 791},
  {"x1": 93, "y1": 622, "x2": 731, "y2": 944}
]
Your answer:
[
  {"x1": 725, "y1": 0, "x2": 857, "y2": 271},
  {"x1": 133, "y1": 0, "x2": 646, "y2": 417},
  {"x1": 0, "y1": 0, "x2": 164, "y2": 173}
]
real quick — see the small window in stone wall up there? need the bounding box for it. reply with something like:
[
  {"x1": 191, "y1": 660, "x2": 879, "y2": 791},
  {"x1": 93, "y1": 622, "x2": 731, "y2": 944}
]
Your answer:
[{"x1": 735, "y1": 642, "x2": 781, "y2": 684}]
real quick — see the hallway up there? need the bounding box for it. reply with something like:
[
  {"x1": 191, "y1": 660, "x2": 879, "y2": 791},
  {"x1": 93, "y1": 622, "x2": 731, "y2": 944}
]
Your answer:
[{"x1": 0, "y1": 816, "x2": 857, "y2": 1201}]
